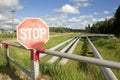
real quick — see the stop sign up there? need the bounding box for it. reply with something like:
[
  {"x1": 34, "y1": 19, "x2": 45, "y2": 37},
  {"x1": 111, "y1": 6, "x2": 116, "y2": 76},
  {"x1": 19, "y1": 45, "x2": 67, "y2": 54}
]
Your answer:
[{"x1": 17, "y1": 18, "x2": 49, "y2": 49}]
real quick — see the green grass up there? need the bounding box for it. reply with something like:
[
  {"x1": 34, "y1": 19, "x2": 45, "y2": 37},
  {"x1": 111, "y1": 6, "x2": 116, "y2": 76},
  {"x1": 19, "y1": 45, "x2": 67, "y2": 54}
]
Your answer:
[
  {"x1": 71, "y1": 38, "x2": 105, "y2": 80},
  {"x1": 0, "y1": 33, "x2": 16, "y2": 40},
  {"x1": 91, "y1": 37, "x2": 120, "y2": 62},
  {"x1": 8, "y1": 46, "x2": 30, "y2": 70},
  {"x1": 90, "y1": 37, "x2": 120, "y2": 79},
  {"x1": 50, "y1": 32, "x2": 63, "y2": 35},
  {"x1": 0, "y1": 46, "x2": 30, "y2": 80},
  {"x1": 44, "y1": 33, "x2": 79, "y2": 49},
  {"x1": 67, "y1": 39, "x2": 83, "y2": 66},
  {"x1": 0, "y1": 33, "x2": 120, "y2": 80},
  {"x1": 39, "y1": 62, "x2": 85, "y2": 80},
  {"x1": 0, "y1": 33, "x2": 80, "y2": 80}
]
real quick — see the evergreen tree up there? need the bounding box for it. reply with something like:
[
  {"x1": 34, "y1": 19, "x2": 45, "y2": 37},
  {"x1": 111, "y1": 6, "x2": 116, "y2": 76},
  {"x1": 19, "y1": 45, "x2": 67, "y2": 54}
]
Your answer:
[
  {"x1": 113, "y1": 5, "x2": 120, "y2": 36},
  {"x1": 85, "y1": 24, "x2": 91, "y2": 33}
]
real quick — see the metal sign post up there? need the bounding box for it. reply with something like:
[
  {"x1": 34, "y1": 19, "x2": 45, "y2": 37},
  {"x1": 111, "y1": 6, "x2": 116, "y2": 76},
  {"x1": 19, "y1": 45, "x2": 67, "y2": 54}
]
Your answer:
[
  {"x1": 30, "y1": 49, "x2": 40, "y2": 80},
  {"x1": 4, "y1": 43, "x2": 10, "y2": 67}
]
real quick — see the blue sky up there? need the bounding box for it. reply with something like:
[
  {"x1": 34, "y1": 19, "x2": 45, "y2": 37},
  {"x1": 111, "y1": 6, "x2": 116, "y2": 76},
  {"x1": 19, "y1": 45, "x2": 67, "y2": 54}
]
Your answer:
[{"x1": 0, "y1": 0, "x2": 120, "y2": 30}]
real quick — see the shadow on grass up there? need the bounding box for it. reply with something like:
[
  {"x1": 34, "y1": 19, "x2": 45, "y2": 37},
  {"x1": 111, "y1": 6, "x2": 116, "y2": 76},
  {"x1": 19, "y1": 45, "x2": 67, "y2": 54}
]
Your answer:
[
  {"x1": 77, "y1": 39, "x2": 89, "y2": 73},
  {"x1": 0, "y1": 64, "x2": 21, "y2": 80}
]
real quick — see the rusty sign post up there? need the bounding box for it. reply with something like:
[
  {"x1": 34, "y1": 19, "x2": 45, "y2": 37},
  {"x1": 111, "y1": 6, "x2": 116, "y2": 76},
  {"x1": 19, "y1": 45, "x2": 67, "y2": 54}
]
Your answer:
[{"x1": 17, "y1": 18, "x2": 49, "y2": 80}]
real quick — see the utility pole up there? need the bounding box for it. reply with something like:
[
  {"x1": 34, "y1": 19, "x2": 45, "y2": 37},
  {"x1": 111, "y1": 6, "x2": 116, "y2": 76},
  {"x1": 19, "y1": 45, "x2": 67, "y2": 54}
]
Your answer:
[
  {"x1": 11, "y1": 9, "x2": 15, "y2": 38},
  {"x1": 11, "y1": 9, "x2": 15, "y2": 32}
]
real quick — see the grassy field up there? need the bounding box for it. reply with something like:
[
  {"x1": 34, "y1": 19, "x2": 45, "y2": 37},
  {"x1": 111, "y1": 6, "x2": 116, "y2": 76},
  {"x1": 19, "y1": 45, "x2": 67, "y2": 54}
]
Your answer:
[
  {"x1": 0, "y1": 33, "x2": 120, "y2": 80},
  {"x1": 0, "y1": 33, "x2": 80, "y2": 80},
  {"x1": 90, "y1": 37, "x2": 120, "y2": 79}
]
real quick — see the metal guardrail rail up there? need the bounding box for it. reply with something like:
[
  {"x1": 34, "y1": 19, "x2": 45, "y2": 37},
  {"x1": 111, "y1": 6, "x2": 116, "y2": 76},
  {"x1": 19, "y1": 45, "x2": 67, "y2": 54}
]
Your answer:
[
  {"x1": 3, "y1": 43, "x2": 31, "y2": 77},
  {"x1": 40, "y1": 37, "x2": 74, "y2": 58},
  {"x1": 79, "y1": 34, "x2": 114, "y2": 37},
  {"x1": 86, "y1": 36, "x2": 118, "y2": 80},
  {"x1": 59, "y1": 37, "x2": 80, "y2": 65},
  {"x1": 45, "y1": 49, "x2": 120, "y2": 69},
  {"x1": 1, "y1": 41, "x2": 120, "y2": 69},
  {"x1": 47, "y1": 37, "x2": 77, "y2": 63}
]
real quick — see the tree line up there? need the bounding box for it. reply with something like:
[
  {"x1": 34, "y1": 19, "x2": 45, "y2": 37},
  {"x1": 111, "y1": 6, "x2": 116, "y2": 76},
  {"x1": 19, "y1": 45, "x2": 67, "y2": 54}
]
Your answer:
[
  {"x1": 85, "y1": 5, "x2": 120, "y2": 37},
  {"x1": 50, "y1": 27, "x2": 85, "y2": 33}
]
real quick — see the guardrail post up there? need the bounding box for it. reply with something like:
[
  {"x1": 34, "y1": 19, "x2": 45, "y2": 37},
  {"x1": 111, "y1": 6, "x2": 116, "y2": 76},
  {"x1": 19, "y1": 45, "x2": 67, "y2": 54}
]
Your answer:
[
  {"x1": 30, "y1": 49, "x2": 40, "y2": 80},
  {"x1": 4, "y1": 43, "x2": 10, "y2": 67}
]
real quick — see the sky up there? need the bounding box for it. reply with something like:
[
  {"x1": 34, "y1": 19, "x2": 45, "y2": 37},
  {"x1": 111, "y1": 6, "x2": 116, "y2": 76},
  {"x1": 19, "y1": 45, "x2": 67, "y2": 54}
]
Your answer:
[{"x1": 0, "y1": 0, "x2": 120, "y2": 30}]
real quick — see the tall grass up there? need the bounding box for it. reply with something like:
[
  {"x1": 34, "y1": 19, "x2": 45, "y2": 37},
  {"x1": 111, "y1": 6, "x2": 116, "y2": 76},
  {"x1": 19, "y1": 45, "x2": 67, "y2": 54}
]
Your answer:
[
  {"x1": 90, "y1": 37, "x2": 120, "y2": 79},
  {"x1": 0, "y1": 33, "x2": 16, "y2": 40},
  {"x1": 39, "y1": 62, "x2": 85, "y2": 80},
  {"x1": 74, "y1": 38, "x2": 105, "y2": 80}
]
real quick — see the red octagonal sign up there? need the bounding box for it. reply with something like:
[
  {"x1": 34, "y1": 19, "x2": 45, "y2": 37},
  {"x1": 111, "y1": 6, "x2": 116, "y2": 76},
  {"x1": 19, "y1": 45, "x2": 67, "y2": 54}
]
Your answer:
[{"x1": 17, "y1": 18, "x2": 49, "y2": 49}]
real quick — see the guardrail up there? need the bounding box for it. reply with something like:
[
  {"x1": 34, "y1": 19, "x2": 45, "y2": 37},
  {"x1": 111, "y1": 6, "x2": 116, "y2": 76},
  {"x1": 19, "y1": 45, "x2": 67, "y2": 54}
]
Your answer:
[
  {"x1": 86, "y1": 36, "x2": 118, "y2": 80},
  {"x1": 59, "y1": 37, "x2": 80, "y2": 65},
  {"x1": 40, "y1": 37, "x2": 74, "y2": 58},
  {"x1": 3, "y1": 43, "x2": 40, "y2": 80},
  {"x1": 47, "y1": 37, "x2": 77, "y2": 63},
  {"x1": 45, "y1": 49, "x2": 120, "y2": 69},
  {"x1": 0, "y1": 36, "x2": 120, "y2": 80},
  {"x1": 79, "y1": 34, "x2": 114, "y2": 37}
]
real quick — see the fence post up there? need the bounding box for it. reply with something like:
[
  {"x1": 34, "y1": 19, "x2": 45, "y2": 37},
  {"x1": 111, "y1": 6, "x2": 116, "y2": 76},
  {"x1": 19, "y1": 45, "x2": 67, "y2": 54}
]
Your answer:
[
  {"x1": 4, "y1": 43, "x2": 10, "y2": 67},
  {"x1": 30, "y1": 49, "x2": 40, "y2": 80}
]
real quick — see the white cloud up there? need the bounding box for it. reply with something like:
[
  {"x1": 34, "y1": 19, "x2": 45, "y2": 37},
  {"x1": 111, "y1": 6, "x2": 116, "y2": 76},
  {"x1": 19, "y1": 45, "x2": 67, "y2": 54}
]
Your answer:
[
  {"x1": 70, "y1": 15, "x2": 96, "y2": 29},
  {"x1": 114, "y1": 5, "x2": 119, "y2": 10},
  {"x1": 81, "y1": 20, "x2": 89, "y2": 25},
  {"x1": 93, "y1": 12, "x2": 99, "y2": 15},
  {"x1": 92, "y1": 18, "x2": 97, "y2": 22},
  {"x1": 41, "y1": 14, "x2": 68, "y2": 27},
  {"x1": 42, "y1": 13, "x2": 113, "y2": 29},
  {"x1": 0, "y1": 14, "x2": 8, "y2": 21},
  {"x1": 45, "y1": 14, "x2": 95, "y2": 28},
  {"x1": 0, "y1": 0, "x2": 23, "y2": 30},
  {"x1": 96, "y1": 16, "x2": 112, "y2": 22},
  {"x1": 79, "y1": 15, "x2": 93, "y2": 20},
  {"x1": 54, "y1": 4, "x2": 80, "y2": 14},
  {"x1": 67, "y1": 17, "x2": 82, "y2": 23},
  {"x1": 16, "y1": 5, "x2": 23, "y2": 10},
  {"x1": 4, "y1": 18, "x2": 21, "y2": 25},
  {"x1": 75, "y1": 2, "x2": 91, "y2": 8},
  {"x1": 106, "y1": 16, "x2": 113, "y2": 19},
  {"x1": 83, "y1": 3, "x2": 91, "y2": 7},
  {"x1": 98, "y1": 18, "x2": 105, "y2": 21},
  {"x1": 0, "y1": 11, "x2": 21, "y2": 30},
  {"x1": 0, "y1": 0, "x2": 23, "y2": 10},
  {"x1": 46, "y1": 14, "x2": 67, "y2": 21},
  {"x1": 0, "y1": 0, "x2": 18, "y2": 7},
  {"x1": 71, "y1": 0, "x2": 91, "y2": 9},
  {"x1": 103, "y1": 10, "x2": 110, "y2": 14},
  {"x1": 1, "y1": 24, "x2": 11, "y2": 30},
  {"x1": 71, "y1": 0, "x2": 88, "y2": 2}
]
